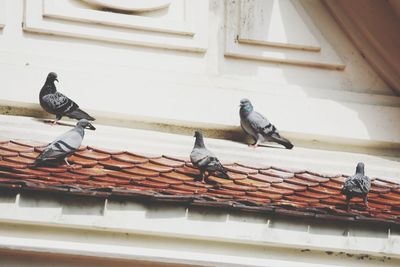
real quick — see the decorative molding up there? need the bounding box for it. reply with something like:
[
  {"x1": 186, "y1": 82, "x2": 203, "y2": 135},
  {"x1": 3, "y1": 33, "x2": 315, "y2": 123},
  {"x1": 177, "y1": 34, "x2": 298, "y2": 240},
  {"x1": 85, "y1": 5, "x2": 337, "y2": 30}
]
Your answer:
[
  {"x1": 225, "y1": 0, "x2": 345, "y2": 70},
  {"x1": 23, "y1": 0, "x2": 208, "y2": 52},
  {"x1": 0, "y1": 0, "x2": 6, "y2": 29},
  {"x1": 81, "y1": 0, "x2": 171, "y2": 12}
]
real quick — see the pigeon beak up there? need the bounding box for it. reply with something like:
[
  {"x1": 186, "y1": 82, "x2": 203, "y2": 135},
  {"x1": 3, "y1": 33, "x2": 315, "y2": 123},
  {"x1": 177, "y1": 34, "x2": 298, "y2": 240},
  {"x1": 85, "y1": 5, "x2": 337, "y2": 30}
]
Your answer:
[
  {"x1": 87, "y1": 124, "x2": 96, "y2": 130},
  {"x1": 55, "y1": 78, "x2": 59, "y2": 82}
]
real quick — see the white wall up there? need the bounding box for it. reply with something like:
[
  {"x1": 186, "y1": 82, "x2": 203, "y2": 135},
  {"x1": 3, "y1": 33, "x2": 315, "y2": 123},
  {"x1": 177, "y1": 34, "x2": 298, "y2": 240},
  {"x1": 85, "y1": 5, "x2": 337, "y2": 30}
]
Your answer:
[
  {"x1": 0, "y1": 0, "x2": 399, "y2": 148},
  {"x1": 0, "y1": 191, "x2": 399, "y2": 267}
]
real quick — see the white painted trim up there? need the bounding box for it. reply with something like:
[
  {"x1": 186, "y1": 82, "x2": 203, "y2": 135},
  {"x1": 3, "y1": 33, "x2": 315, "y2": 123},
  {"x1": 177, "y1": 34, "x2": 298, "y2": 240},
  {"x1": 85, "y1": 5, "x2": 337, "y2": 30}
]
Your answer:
[
  {"x1": 0, "y1": 196, "x2": 398, "y2": 259},
  {"x1": 23, "y1": 0, "x2": 208, "y2": 52},
  {"x1": 0, "y1": 0, "x2": 6, "y2": 28},
  {"x1": 44, "y1": 0, "x2": 194, "y2": 36},
  {"x1": 225, "y1": 0, "x2": 345, "y2": 70},
  {"x1": 238, "y1": 0, "x2": 321, "y2": 52},
  {"x1": 81, "y1": 0, "x2": 171, "y2": 12}
]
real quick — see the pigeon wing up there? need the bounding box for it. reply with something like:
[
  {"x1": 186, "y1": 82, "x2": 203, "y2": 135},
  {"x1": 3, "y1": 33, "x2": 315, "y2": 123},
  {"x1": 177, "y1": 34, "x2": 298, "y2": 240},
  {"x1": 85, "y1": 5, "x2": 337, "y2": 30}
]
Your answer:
[
  {"x1": 190, "y1": 147, "x2": 214, "y2": 166},
  {"x1": 248, "y1": 111, "x2": 277, "y2": 136},
  {"x1": 42, "y1": 92, "x2": 79, "y2": 115},
  {"x1": 343, "y1": 174, "x2": 371, "y2": 195},
  {"x1": 36, "y1": 129, "x2": 83, "y2": 162}
]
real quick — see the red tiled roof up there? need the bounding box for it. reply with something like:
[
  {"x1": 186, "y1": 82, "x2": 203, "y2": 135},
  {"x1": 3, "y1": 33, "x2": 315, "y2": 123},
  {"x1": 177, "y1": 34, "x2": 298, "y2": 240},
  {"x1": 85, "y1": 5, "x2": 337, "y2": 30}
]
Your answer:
[{"x1": 0, "y1": 139, "x2": 399, "y2": 226}]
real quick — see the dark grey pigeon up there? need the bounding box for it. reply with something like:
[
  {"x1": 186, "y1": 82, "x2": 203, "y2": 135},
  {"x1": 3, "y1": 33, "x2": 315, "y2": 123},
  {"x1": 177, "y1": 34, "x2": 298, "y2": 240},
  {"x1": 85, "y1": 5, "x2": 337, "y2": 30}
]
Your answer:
[
  {"x1": 341, "y1": 162, "x2": 371, "y2": 211},
  {"x1": 34, "y1": 119, "x2": 96, "y2": 166},
  {"x1": 190, "y1": 131, "x2": 228, "y2": 183},
  {"x1": 239, "y1": 99, "x2": 293, "y2": 149},
  {"x1": 40, "y1": 72, "x2": 95, "y2": 124}
]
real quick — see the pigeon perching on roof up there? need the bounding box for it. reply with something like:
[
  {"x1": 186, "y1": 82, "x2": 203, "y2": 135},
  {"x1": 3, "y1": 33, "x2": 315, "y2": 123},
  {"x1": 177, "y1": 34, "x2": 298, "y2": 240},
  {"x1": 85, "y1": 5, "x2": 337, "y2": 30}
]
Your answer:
[
  {"x1": 239, "y1": 99, "x2": 293, "y2": 149},
  {"x1": 341, "y1": 162, "x2": 371, "y2": 211},
  {"x1": 190, "y1": 131, "x2": 229, "y2": 183},
  {"x1": 34, "y1": 119, "x2": 96, "y2": 166},
  {"x1": 40, "y1": 72, "x2": 95, "y2": 124}
]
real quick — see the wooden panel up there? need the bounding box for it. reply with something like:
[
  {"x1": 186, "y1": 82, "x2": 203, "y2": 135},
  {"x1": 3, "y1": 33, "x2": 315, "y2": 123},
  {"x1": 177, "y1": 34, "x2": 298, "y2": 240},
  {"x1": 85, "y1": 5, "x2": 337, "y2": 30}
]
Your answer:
[
  {"x1": 23, "y1": 0, "x2": 208, "y2": 52},
  {"x1": 225, "y1": 0, "x2": 345, "y2": 70}
]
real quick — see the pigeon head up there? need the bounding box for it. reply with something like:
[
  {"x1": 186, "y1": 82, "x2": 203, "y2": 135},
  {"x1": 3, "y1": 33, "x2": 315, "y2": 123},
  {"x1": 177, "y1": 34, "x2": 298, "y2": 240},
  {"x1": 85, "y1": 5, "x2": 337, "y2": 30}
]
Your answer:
[
  {"x1": 194, "y1": 130, "x2": 203, "y2": 138},
  {"x1": 356, "y1": 162, "x2": 365, "y2": 175},
  {"x1": 46, "y1": 72, "x2": 59, "y2": 83},
  {"x1": 239, "y1": 98, "x2": 253, "y2": 113},
  {"x1": 76, "y1": 119, "x2": 96, "y2": 130}
]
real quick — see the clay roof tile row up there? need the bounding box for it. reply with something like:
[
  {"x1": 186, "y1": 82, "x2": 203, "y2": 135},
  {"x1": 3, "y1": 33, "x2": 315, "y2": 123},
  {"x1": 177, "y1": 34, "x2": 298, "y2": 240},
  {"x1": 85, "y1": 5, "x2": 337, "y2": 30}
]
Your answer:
[{"x1": 0, "y1": 139, "x2": 399, "y2": 226}]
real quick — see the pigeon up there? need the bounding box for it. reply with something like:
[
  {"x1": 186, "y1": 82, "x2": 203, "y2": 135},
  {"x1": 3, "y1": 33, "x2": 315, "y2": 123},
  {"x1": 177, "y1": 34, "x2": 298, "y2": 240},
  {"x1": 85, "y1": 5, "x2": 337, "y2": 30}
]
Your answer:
[
  {"x1": 190, "y1": 131, "x2": 228, "y2": 183},
  {"x1": 34, "y1": 119, "x2": 96, "y2": 166},
  {"x1": 341, "y1": 162, "x2": 371, "y2": 211},
  {"x1": 239, "y1": 99, "x2": 293, "y2": 149},
  {"x1": 40, "y1": 72, "x2": 95, "y2": 124}
]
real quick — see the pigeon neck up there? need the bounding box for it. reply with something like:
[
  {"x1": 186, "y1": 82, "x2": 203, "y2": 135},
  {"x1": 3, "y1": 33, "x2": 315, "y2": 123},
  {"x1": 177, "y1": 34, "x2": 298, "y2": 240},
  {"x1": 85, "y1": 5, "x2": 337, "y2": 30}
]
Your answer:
[
  {"x1": 356, "y1": 164, "x2": 365, "y2": 175},
  {"x1": 75, "y1": 125, "x2": 85, "y2": 138},
  {"x1": 41, "y1": 80, "x2": 57, "y2": 95},
  {"x1": 240, "y1": 105, "x2": 253, "y2": 116},
  {"x1": 195, "y1": 135, "x2": 205, "y2": 148}
]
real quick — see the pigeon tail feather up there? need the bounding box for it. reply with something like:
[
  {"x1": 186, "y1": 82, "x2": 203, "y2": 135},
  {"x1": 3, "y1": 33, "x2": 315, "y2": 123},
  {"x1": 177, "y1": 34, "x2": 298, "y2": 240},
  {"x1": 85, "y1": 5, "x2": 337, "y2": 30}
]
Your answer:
[
  {"x1": 270, "y1": 134, "x2": 293, "y2": 149},
  {"x1": 67, "y1": 108, "x2": 95, "y2": 121}
]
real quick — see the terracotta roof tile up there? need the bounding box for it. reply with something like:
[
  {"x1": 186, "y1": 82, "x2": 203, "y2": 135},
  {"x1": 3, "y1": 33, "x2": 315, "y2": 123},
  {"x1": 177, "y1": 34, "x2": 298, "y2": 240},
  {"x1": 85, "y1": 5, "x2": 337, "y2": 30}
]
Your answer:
[
  {"x1": 0, "y1": 169, "x2": 35, "y2": 179},
  {"x1": 208, "y1": 189, "x2": 246, "y2": 197},
  {"x1": 148, "y1": 176, "x2": 183, "y2": 185},
  {"x1": 87, "y1": 146, "x2": 124, "y2": 155},
  {"x1": 272, "y1": 182, "x2": 307, "y2": 192},
  {"x1": 309, "y1": 185, "x2": 340, "y2": 195},
  {"x1": 0, "y1": 149, "x2": 19, "y2": 157},
  {"x1": 175, "y1": 166, "x2": 200, "y2": 176},
  {"x1": 295, "y1": 173, "x2": 330, "y2": 183},
  {"x1": 98, "y1": 159, "x2": 135, "y2": 169},
  {"x1": 260, "y1": 168, "x2": 294, "y2": 179},
  {"x1": 248, "y1": 173, "x2": 283, "y2": 183},
  {"x1": 131, "y1": 180, "x2": 169, "y2": 189},
  {"x1": 70, "y1": 167, "x2": 107, "y2": 177},
  {"x1": 170, "y1": 184, "x2": 207, "y2": 194},
  {"x1": 0, "y1": 138, "x2": 399, "y2": 226},
  {"x1": 0, "y1": 142, "x2": 35, "y2": 153},
  {"x1": 226, "y1": 172, "x2": 247, "y2": 180},
  {"x1": 137, "y1": 162, "x2": 173, "y2": 173},
  {"x1": 3, "y1": 156, "x2": 35, "y2": 165},
  {"x1": 68, "y1": 155, "x2": 98, "y2": 167},
  {"x1": 111, "y1": 153, "x2": 148, "y2": 164},
  {"x1": 150, "y1": 157, "x2": 185, "y2": 167},
  {"x1": 284, "y1": 195, "x2": 319, "y2": 205},
  {"x1": 123, "y1": 167, "x2": 159, "y2": 177},
  {"x1": 207, "y1": 176, "x2": 233, "y2": 184},
  {"x1": 247, "y1": 191, "x2": 282, "y2": 200},
  {"x1": 234, "y1": 178, "x2": 270, "y2": 188},
  {"x1": 258, "y1": 187, "x2": 294, "y2": 195},
  {"x1": 285, "y1": 177, "x2": 319, "y2": 187},
  {"x1": 236, "y1": 162, "x2": 270, "y2": 170},
  {"x1": 11, "y1": 140, "x2": 47, "y2": 148},
  {"x1": 224, "y1": 164, "x2": 258, "y2": 175},
  {"x1": 221, "y1": 183, "x2": 257, "y2": 192},
  {"x1": 75, "y1": 150, "x2": 111, "y2": 161},
  {"x1": 381, "y1": 192, "x2": 400, "y2": 201},
  {"x1": 161, "y1": 171, "x2": 195, "y2": 182}
]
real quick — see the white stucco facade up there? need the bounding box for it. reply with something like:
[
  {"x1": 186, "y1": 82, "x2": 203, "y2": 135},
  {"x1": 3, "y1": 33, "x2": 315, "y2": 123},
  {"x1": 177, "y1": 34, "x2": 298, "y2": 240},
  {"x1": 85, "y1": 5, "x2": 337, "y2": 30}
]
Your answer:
[
  {"x1": 0, "y1": 0, "x2": 399, "y2": 152},
  {"x1": 0, "y1": 0, "x2": 399, "y2": 266}
]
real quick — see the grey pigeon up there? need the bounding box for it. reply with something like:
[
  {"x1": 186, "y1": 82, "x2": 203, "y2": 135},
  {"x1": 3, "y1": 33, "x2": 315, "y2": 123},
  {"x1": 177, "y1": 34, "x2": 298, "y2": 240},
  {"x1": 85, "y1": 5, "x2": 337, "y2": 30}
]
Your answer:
[
  {"x1": 34, "y1": 119, "x2": 96, "y2": 166},
  {"x1": 341, "y1": 162, "x2": 371, "y2": 211},
  {"x1": 239, "y1": 99, "x2": 293, "y2": 149},
  {"x1": 40, "y1": 72, "x2": 95, "y2": 124},
  {"x1": 190, "y1": 131, "x2": 228, "y2": 183}
]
